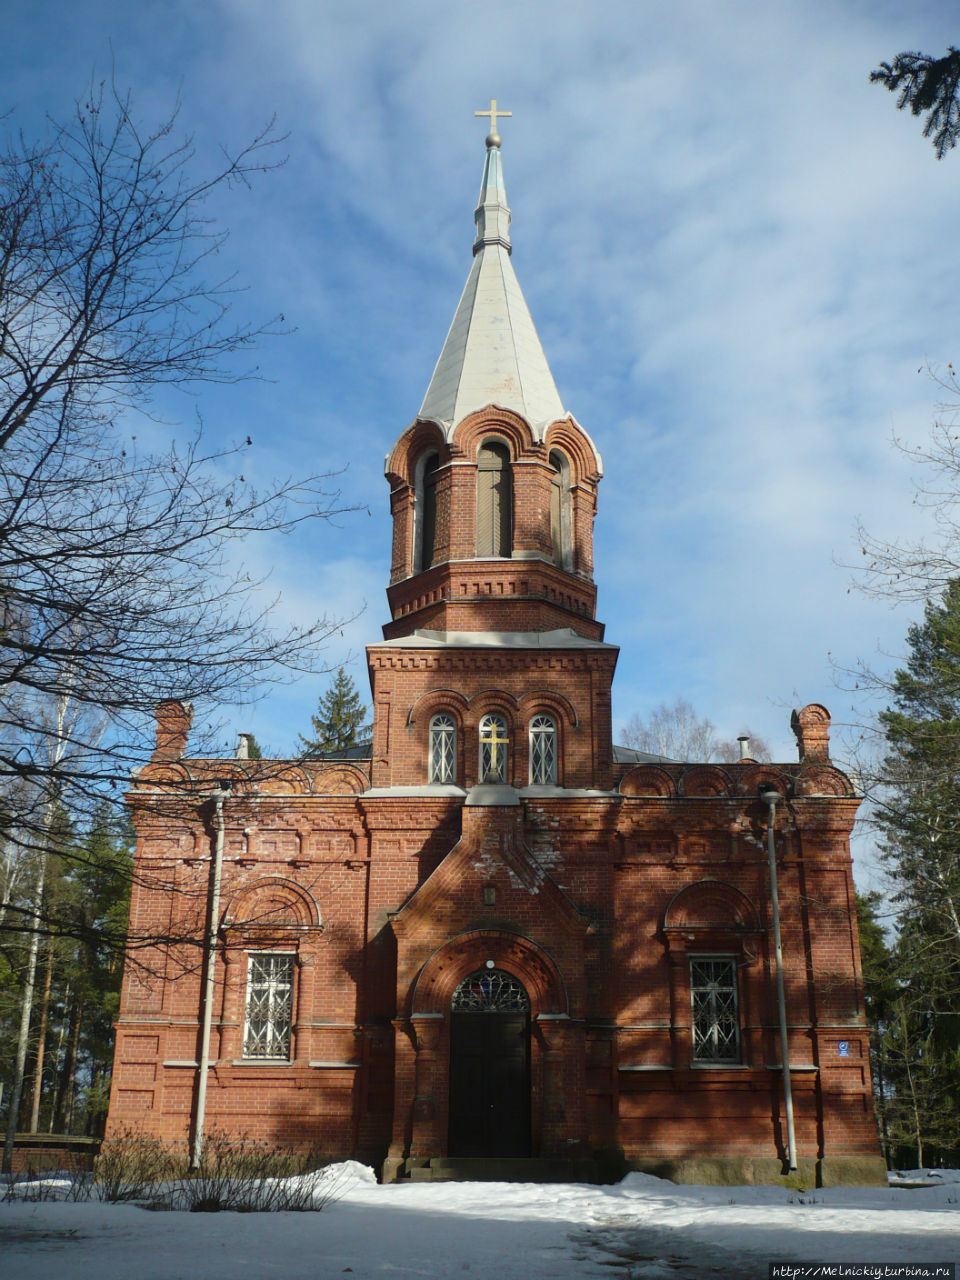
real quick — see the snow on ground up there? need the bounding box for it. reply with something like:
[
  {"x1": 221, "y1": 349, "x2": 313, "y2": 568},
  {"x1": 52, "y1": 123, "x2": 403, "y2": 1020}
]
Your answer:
[{"x1": 1, "y1": 1165, "x2": 959, "y2": 1280}]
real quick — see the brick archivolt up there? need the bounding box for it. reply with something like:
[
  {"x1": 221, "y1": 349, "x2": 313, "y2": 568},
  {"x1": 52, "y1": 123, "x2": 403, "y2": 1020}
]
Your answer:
[
  {"x1": 517, "y1": 688, "x2": 578, "y2": 727},
  {"x1": 543, "y1": 419, "x2": 602, "y2": 486},
  {"x1": 405, "y1": 688, "x2": 470, "y2": 726},
  {"x1": 409, "y1": 928, "x2": 568, "y2": 1017},
  {"x1": 222, "y1": 875, "x2": 321, "y2": 930},
  {"x1": 619, "y1": 766, "x2": 676, "y2": 798},
  {"x1": 663, "y1": 879, "x2": 762, "y2": 934},
  {"x1": 448, "y1": 408, "x2": 536, "y2": 460},
  {"x1": 385, "y1": 420, "x2": 449, "y2": 488}
]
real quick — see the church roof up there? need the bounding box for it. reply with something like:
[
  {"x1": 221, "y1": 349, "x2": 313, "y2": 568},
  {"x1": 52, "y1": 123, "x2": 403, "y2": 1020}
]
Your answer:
[{"x1": 418, "y1": 136, "x2": 566, "y2": 439}]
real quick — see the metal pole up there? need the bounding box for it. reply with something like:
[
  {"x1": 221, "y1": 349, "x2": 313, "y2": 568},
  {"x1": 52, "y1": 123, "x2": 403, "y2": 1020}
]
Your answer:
[
  {"x1": 191, "y1": 787, "x2": 227, "y2": 1170},
  {"x1": 763, "y1": 788, "x2": 797, "y2": 1171}
]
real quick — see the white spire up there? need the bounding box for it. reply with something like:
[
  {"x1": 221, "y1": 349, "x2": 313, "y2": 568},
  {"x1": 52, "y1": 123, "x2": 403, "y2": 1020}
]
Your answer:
[{"x1": 418, "y1": 127, "x2": 565, "y2": 439}]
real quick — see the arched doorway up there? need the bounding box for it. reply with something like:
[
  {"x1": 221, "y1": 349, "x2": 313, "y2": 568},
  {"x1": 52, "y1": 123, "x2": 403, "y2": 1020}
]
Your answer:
[{"x1": 448, "y1": 967, "x2": 531, "y2": 1158}]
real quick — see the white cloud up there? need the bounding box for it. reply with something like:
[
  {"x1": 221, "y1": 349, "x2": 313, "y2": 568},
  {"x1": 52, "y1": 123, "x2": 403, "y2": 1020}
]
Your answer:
[{"x1": 5, "y1": 0, "x2": 959, "y2": 825}]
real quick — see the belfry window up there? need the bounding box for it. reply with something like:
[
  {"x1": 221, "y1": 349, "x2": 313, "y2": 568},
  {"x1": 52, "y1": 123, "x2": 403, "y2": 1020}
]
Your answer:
[
  {"x1": 479, "y1": 713, "x2": 509, "y2": 784},
  {"x1": 417, "y1": 451, "x2": 440, "y2": 571},
  {"x1": 429, "y1": 713, "x2": 457, "y2": 784},
  {"x1": 243, "y1": 953, "x2": 295, "y2": 1060},
  {"x1": 549, "y1": 449, "x2": 571, "y2": 569},
  {"x1": 690, "y1": 957, "x2": 739, "y2": 1063},
  {"x1": 529, "y1": 714, "x2": 558, "y2": 785},
  {"x1": 476, "y1": 441, "x2": 512, "y2": 557}
]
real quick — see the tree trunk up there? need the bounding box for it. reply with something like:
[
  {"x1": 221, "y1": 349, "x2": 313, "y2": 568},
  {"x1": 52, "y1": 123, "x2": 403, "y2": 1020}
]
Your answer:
[
  {"x1": 27, "y1": 936, "x2": 55, "y2": 1132},
  {"x1": 2, "y1": 820, "x2": 50, "y2": 1173},
  {"x1": 47, "y1": 981, "x2": 70, "y2": 1133},
  {"x1": 54, "y1": 986, "x2": 84, "y2": 1134}
]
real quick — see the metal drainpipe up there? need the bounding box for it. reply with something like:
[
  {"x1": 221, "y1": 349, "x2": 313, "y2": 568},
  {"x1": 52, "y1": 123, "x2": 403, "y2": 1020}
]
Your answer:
[
  {"x1": 191, "y1": 786, "x2": 228, "y2": 1170},
  {"x1": 762, "y1": 786, "x2": 798, "y2": 1171}
]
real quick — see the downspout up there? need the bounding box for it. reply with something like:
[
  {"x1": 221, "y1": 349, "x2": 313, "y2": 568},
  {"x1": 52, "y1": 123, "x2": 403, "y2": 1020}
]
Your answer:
[
  {"x1": 761, "y1": 785, "x2": 797, "y2": 1171},
  {"x1": 191, "y1": 784, "x2": 229, "y2": 1170}
]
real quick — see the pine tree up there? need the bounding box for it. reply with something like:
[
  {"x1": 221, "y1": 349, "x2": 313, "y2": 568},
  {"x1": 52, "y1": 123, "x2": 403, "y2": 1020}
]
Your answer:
[
  {"x1": 873, "y1": 580, "x2": 960, "y2": 1164},
  {"x1": 872, "y1": 47, "x2": 960, "y2": 159},
  {"x1": 298, "y1": 668, "x2": 371, "y2": 755}
]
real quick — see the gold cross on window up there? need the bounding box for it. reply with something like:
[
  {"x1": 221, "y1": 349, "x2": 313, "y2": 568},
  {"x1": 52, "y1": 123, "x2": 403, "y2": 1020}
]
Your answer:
[{"x1": 481, "y1": 717, "x2": 509, "y2": 782}]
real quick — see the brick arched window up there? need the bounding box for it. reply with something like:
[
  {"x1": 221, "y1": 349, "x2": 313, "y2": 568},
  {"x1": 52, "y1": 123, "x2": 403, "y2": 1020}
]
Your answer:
[
  {"x1": 548, "y1": 449, "x2": 571, "y2": 569},
  {"x1": 243, "y1": 952, "x2": 295, "y2": 1060},
  {"x1": 690, "y1": 957, "x2": 740, "y2": 1062},
  {"x1": 429, "y1": 712, "x2": 457, "y2": 783},
  {"x1": 476, "y1": 441, "x2": 512, "y2": 557},
  {"x1": 479, "y1": 713, "x2": 509, "y2": 783},
  {"x1": 416, "y1": 451, "x2": 440, "y2": 571},
  {"x1": 529, "y1": 714, "x2": 558, "y2": 785}
]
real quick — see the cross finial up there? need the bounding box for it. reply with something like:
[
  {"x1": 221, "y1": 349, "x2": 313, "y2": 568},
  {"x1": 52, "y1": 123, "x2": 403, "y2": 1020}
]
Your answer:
[{"x1": 475, "y1": 98, "x2": 512, "y2": 148}]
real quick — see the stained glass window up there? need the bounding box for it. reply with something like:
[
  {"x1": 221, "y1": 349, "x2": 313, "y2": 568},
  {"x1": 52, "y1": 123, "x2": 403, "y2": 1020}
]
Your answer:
[
  {"x1": 243, "y1": 953, "x2": 294, "y2": 1059},
  {"x1": 479, "y1": 713, "x2": 508, "y2": 783},
  {"x1": 690, "y1": 957, "x2": 739, "y2": 1062},
  {"x1": 429, "y1": 713, "x2": 457, "y2": 783},
  {"x1": 452, "y1": 967, "x2": 530, "y2": 1012},
  {"x1": 529, "y1": 714, "x2": 557, "y2": 785}
]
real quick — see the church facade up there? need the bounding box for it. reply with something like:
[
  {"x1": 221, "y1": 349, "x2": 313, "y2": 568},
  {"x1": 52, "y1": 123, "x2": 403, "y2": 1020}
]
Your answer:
[{"x1": 106, "y1": 120, "x2": 884, "y2": 1186}]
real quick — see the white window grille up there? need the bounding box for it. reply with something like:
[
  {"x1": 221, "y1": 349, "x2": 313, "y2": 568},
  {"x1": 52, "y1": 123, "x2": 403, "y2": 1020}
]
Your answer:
[
  {"x1": 690, "y1": 957, "x2": 740, "y2": 1062},
  {"x1": 243, "y1": 953, "x2": 294, "y2": 1059},
  {"x1": 479, "y1": 713, "x2": 509, "y2": 783},
  {"x1": 429, "y1": 713, "x2": 457, "y2": 783},
  {"x1": 529, "y1": 714, "x2": 558, "y2": 785}
]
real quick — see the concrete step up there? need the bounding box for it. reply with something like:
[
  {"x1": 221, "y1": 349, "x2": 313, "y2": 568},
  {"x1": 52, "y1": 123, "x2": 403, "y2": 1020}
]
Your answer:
[{"x1": 413, "y1": 1156, "x2": 601, "y2": 1183}]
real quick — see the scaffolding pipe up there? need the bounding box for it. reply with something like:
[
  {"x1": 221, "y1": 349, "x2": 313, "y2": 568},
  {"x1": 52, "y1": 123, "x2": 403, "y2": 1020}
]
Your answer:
[
  {"x1": 191, "y1": 786, "x2": 228, "y2": 1170},
  {"x1": 762, "y1": 786, "x2": 797, "y2": 1171}
]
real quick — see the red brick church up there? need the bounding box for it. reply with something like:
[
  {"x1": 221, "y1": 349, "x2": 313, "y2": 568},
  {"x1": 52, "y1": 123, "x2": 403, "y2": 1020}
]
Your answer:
[{"x1": 106, "y1": 112, "x2": 884, "y2": 1185}]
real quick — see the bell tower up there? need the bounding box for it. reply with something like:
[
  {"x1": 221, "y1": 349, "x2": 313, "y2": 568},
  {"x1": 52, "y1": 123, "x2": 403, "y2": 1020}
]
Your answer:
[{"x1": 368, "y1": 109, "x2": 618, "y2": 790}]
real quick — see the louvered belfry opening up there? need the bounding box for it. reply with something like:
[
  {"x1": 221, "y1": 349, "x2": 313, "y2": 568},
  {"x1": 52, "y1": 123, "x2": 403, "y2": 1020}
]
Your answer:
[
  {"x1": 548, "y1": 449, "x2": 569, "y2": 568},
  {"x1": 476, "y1": 440, "x2": 512, "y2": 557},
  {"x1": 419, "y1": 452, "x2": 439, "y2": 570}
]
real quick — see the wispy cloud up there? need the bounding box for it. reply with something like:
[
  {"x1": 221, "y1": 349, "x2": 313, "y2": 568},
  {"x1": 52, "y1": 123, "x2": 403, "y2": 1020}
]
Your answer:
[{"x1": 4, "y1": 0, "x2": 958, "y2": 805}]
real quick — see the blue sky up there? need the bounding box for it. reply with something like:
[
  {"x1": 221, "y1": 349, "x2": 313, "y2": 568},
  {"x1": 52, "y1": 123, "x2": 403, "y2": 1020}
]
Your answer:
[{"x1": 4, "y1": 2, "x2": 958, "y2": 806}]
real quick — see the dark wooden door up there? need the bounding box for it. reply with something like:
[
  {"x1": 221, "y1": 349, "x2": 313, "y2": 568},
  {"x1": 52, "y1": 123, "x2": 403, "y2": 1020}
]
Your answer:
[{"x1": 448, "y1": 1012, "x2": 530, "y2": 1157}]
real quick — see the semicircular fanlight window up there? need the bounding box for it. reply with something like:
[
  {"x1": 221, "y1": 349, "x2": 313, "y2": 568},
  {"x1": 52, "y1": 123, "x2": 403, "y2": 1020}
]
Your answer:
[{"x1": 451, "y1": 967, "x2": 530, "y2": 1013}]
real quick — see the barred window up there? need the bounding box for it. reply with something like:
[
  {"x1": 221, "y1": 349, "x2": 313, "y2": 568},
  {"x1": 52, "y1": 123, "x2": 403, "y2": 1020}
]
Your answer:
[
  {"x1": 429, "y1": 713, "x2": 457, "y2": 783},
  {"x1": 529, "y1": 714, "x2": 558, "y2": 785},
  {"x1": 479, "y1": 713, "x2": 509, "y2": 784},
  {"x1": 690, "y1": 957, "x2": 739, "y2": 1062},
  {"x1": 243, "y1": 953, "x2": 294, "y2": 1060}
]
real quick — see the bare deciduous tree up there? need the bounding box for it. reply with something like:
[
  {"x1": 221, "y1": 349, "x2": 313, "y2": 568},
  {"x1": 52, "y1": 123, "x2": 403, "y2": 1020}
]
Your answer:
[
  {"x1": 621, "y1": 697, "x2": 769, "y2": 762},
  {"x1": 0, "y1": 81, "x2": 352, "y2": 827},
  {"x1": 0, "y1": 82, "x2": 357, "y2": 1151}
]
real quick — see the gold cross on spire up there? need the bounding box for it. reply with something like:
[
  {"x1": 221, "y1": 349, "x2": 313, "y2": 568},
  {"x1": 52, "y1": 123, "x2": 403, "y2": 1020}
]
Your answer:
[{"x1": 475, "y1": 98, "x2": 512, "y2": 147}]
